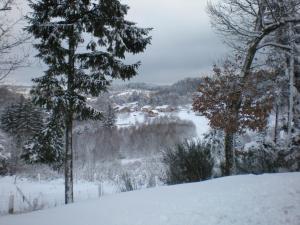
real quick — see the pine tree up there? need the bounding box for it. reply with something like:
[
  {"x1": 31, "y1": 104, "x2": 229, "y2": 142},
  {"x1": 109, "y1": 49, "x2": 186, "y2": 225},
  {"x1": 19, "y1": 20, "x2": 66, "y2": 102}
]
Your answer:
[
  {"x1": 0, "y1": 129, "x2": 11, "y2": 175},
  {"x1": 0, "y1": 98, "x2": 44, "y2": 174},
  {"x1": 0, "y1": 98, "x2": 43, "y2": 146},
  {"x1": 0, "y1": 105, "x2": 17, "y2": 135},
  {"x1": 26, "y1": 0, "x2": 151, "y2": 204},
  {"x1": 103, "y1": 103, "x2": 116, "y2": 128},
  {"x1": 22, "y1": 112, "x2": 64, "y2": 170}
]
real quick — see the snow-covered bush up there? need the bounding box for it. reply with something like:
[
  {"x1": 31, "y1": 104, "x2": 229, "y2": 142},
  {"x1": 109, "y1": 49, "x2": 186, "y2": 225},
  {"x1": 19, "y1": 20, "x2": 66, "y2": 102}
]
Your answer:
[
  {"x1": 118, "y1": 172, "x2": 138, "y2": 192},
  {"x1": 0, "y1": 153, "x2": 9, "y2": 175},
  {"x1": 202, "y1": 128, "x2": 300, "y2": 175},
  {"x1": 276, "y1": 145, "x2": 300, "y2": 172},
  {"x1": 203, "y1": 129, "x2": 225, "y2": 177},
  {"x1": 0, "y1": 130, "x2": 11, "y2": 175},
  {"x1": 235, "y1": 141, "x2": 279, "y2": 174},
  {"x1": 162, "y1": 140, "x2": 214, "y2": 185}
]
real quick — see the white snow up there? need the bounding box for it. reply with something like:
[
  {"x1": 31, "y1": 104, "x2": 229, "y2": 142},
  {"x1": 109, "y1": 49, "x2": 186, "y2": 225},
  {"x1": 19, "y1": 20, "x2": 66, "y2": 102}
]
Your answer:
[
  {"x1": 1, "y1": 173, "x2": 299, "y2": 225},
  {"x1": 244, "y1": 141, "x2": 260, "y2": 151},
  {"x1": 176, "y1": 107, "x2": 209, "y2": 137},
  {"x1": 155, "y1": 105, "x2": 169, "y2": 110},
  {"x1": 141, "y1": 105, "x2": 152, "y2": 110},
  {"x1": 0, "y1": 176, "x2": 103, "y2": 215},
  {"x1": 116, "y1": 112, "x2": 145, "y2": 127},
  {"x1": 115, "y1": 90, "x2": 151, "y2": 97},
  {"x1": 120, "y1": 158, "x2": 143, "y2": 165}
]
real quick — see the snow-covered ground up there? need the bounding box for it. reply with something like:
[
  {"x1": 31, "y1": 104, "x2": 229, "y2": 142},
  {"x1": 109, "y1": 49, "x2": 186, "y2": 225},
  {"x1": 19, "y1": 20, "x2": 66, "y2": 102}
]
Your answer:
[
  {"x1": 0, "y1": 106, "x2": 209, "y2": 217},
  {"x1": 1, "y1": 173, "x2": 299, "y2": 225},
  {"x1": 0, "y1": 176, "x2": 116, "y2": 216},
  {"x1": 176, "y1": 107, "x2": 209, "y2": 137}
]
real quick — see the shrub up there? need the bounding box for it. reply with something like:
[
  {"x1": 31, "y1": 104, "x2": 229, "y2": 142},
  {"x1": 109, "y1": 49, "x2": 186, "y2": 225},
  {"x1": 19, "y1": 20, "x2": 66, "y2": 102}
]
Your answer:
[
  {"x1": 118, "y1": 172, "x2": 138, "y2": 192},
  {"x1": 235, "y1": 141, "x2": 278, "y2": 174},
  {"x1": 277, "y1": 147, "x2": 300, "y2": 172},
  {"x1": 146, "y1": 174, "x2": 157, "y2": 188},
  {"x1": 0, "y1": 130, "x2": 12, "y2": 175},
  {"x1": 162, "y1": 140, "x2": 214, "y2": 185},
  {"x1": 0, "y1": 156, "x2": 9, "y2": 175}
]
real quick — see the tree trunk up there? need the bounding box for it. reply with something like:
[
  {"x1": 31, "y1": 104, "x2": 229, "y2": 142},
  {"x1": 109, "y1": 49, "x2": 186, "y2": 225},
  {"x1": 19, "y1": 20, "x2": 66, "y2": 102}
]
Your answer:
[
  {"x1": 274, "y1": 101, "x2": 279, "y2": 144},
  {"x1": 222, "y1": 24, "x2": 274, "y2": 177},
  {"x1": 230, "y1": 17, "x2": 291, "y2": 146},
  {"x1": 64, "y1": 114, "x2": 74, "y2": 204},
  {"x1": 65, "y1": 23, "x2": 75, "y2": 204},
  {"x1": 224, "y1": 132, "x2": 234, "y2": 176},
  {"x1": 288, "y1": 56, "x2": 294, "y2": 146},
  {"x1": 293, "y1": 22, "x2": 300, "y2": 151},
  {"x1": 287, "y1": 23, "x2": 295, "y2": 147}
]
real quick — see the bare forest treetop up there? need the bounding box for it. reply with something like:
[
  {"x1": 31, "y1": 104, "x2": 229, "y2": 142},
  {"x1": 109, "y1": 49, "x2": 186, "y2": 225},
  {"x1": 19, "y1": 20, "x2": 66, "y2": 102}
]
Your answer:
[
  {"x1": 207, "y1": 0, "x2": 300, "y2": 112},
  {"x1": 0, "y1": 0, "x2": 29, "y2": 81},
  {"x1": 208, "y1": 0, "x2": 300, "y2": 52},
  {"x1": 0, "y1": 0, "x2": 12, "y2": 10}
]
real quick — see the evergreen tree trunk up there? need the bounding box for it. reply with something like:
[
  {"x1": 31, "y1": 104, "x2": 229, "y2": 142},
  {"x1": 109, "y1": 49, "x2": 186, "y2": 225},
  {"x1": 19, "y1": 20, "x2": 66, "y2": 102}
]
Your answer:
[
  {"x1": 224, "y1": 132, "x2": 234, "y2": 176},
  {"x1": 287, "y1": 23, "x2": 295, "y2": 147},
  {"x1": 65, "y1": 26, "x2": 75, "y2": 204},
  {"x1": 64, "y1": 115, "x2": 73, "y2": 204}
]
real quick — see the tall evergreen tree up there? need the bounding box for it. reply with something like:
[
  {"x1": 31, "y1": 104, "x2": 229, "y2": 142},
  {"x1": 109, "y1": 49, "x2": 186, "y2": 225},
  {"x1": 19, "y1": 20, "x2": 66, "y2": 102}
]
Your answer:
[
  {"x1": 1, "y1": 98, "x2": 44, "y2": 146},
  {"x1": 26, "y1": 0, "x2": 151, "y2": 203},
  {"x1": 103, "y1": 103, "x2": 116, "y2": 128},
  {"x1": 0, "y1": 129, "x2": 11, "y2": 175},
  {"x1": 22, "y1": 111, "x2": 64, "y2": 170},
  {"x1": 0, "y1": 98, "x2": 44, "y2": 174}
]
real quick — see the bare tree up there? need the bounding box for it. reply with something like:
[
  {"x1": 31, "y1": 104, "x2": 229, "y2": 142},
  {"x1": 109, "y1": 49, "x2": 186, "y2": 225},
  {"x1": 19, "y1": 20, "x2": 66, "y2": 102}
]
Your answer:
[
  {"x1": 207, "y1": 0, "x2": 300, "y2": 174},
  {"x1": 0, "y1": 0, "x2": 29, "y2": 81},
  {"x1": 0, "y1": 0, "x2": 12, "y2": 11}
]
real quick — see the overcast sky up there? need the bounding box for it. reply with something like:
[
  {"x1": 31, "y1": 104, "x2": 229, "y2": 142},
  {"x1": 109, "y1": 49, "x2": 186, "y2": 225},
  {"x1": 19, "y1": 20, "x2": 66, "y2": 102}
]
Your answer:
[{"x1": 6, "y1": 0, "x2": 228, "y2": 85}]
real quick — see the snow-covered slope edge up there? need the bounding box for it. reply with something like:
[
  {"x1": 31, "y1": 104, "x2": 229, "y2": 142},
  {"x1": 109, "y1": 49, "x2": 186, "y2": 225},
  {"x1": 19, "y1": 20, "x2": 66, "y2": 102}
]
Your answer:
[{"x1": 1, "y1": 173, "x2": 299, "y2": 225}]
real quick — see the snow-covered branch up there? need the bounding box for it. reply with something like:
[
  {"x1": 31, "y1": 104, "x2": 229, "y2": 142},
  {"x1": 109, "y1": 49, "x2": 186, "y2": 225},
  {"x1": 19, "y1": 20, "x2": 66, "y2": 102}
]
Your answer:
[{"x1": 257, "y1": 42, "x2": 292, "y2": 51}]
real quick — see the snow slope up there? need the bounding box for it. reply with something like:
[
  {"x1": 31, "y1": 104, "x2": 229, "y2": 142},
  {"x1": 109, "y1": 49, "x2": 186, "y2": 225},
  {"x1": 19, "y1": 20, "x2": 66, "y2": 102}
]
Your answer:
[
  {"x1": 0, "y1": 177, "x2": 102, "y2": 215},
  {"x1": 1, "y1": 173, "x2": 299, "y2": 225}
]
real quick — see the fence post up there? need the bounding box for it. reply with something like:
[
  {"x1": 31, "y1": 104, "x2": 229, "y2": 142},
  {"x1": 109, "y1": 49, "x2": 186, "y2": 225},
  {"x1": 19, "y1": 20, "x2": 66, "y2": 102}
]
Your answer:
[
  {"x1": 98, "y1": 182, "x2": 103, "y2": 198},
  {"x1": 155, "y1": 176, "x2": 158, "y2": 187},
  {"x1": 8, "y1": 193, "x2": 14, "y2": 214}
]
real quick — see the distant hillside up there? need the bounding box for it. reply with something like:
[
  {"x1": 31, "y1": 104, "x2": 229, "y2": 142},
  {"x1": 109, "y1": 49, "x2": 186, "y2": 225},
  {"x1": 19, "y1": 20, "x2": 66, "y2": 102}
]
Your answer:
[
  {"x1": 1, "y1": 85, "x2": 31, "y2": 96},
  {"x1": 108, "y1": 77, "x2": 204, "y2": 107},
  {"x1": 0, "y1": 86, "x2": 24, "y2": 114},
  {"x1": 0, "y1": 77, "x2": 204, "y2": 110}
]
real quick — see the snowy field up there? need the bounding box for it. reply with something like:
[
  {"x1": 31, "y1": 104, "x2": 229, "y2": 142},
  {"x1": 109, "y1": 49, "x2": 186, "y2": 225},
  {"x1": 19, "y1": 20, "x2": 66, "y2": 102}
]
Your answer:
[
  {"x1": 0, "y1": 176, "x2": 116, "y2": 216},
  {"x1": 1, "y1": 173, "x2": 299, "y2": 225},
  {"x1": 0, "y1": 106, "x2": 208, "y2": 217}
]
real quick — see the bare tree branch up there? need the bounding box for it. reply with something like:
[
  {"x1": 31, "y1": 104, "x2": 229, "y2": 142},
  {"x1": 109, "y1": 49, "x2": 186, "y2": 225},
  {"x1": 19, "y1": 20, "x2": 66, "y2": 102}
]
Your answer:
[
  {"x1": 257, "y1": 42, "x2": 292, "y2": 51},
  {"x1": 0, "y1": 0, "x2": 30, "y2": 82},
  {"x1": 0, "y1": 0, "x2": 12, "y2": 11}
]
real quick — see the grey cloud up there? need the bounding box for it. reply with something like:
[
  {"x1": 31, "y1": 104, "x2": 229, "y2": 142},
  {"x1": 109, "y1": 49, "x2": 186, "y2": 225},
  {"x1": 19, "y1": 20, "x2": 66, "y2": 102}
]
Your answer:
[{"x1": 6, "y1": 0, "x2": 228, "y2": 85}]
